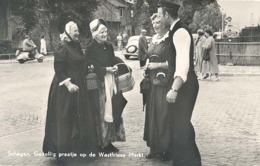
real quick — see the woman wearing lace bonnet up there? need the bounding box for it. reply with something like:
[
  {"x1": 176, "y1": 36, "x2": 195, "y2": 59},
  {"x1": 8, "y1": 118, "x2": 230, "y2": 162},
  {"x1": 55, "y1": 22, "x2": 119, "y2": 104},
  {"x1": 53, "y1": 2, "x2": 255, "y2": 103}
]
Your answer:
[
  {"x1": 85, "y1": 19, "x2": 127, "y2": 153},
  {"x1": 43, "y1": 21, "x2": 98, "y2": 164}
]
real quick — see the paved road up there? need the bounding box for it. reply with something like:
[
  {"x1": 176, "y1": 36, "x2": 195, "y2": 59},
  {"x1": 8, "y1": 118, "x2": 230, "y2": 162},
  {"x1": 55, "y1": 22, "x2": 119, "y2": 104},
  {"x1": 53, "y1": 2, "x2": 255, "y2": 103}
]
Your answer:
[{"x1": 0, "y1": 52, "x2": 260, "y2": 166}]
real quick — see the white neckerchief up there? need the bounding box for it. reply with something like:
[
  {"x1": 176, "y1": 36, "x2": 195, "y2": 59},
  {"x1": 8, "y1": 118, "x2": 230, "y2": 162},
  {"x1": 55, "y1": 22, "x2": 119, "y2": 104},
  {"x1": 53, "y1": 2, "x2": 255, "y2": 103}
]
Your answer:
[
  {"x1": 104, "y1": 73, "x2": 117, "y2": 123},
  {"x1": 152, "y1": 31, "x2": 169, "y2": 45}
]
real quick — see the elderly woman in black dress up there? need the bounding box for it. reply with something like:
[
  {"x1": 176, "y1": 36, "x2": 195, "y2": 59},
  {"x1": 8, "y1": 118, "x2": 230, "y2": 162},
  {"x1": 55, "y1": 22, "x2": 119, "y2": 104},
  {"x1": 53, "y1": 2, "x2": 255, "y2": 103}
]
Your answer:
[
  {"x1": 43, "y1": 21, "x2": 97, "y2": 163},
  {"x1": 85, "y1": 19, "x2": 127, "y2": 153},
  {"x1": 143, "y1": 14, "x2": 174, "y2": 161}
]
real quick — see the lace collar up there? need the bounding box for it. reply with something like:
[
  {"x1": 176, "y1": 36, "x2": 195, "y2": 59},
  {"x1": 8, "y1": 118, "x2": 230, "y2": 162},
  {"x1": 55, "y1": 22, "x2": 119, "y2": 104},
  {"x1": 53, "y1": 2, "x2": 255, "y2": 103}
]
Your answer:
[{"x1": 152, "y1": 31, "x2": 169, "y2": 45}]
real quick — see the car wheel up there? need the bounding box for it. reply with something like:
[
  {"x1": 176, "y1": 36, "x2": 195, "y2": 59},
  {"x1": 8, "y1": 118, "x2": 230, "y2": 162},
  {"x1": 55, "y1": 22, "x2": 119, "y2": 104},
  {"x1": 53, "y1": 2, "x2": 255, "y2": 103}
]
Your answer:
[
  {"x1": 124, "y1": 55, "x2": 130, "y2": 59},
  {"x1": 37, "y1": 58, "x2": 43, "y2": 63},
  {"x1": 18, "y1": 59, "x2": 25, "y2": 64}
]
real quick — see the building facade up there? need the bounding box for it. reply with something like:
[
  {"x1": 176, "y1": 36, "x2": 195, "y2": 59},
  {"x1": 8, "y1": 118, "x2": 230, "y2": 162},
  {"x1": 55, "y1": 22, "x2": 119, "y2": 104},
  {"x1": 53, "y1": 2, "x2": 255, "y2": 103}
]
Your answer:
[
  {"x1": 93, "y1": 0, "x2": 134, "y2": 43},
  {"x1": 0, "y1": 0, "x2": 12, "y2": 53}
]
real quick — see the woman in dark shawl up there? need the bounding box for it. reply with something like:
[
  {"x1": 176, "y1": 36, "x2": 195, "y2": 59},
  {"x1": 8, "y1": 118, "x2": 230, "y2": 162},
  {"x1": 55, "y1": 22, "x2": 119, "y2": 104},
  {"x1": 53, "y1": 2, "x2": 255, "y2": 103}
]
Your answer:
[{"x1": 43, "y1": 21, "x2": 97, "y2": 163}]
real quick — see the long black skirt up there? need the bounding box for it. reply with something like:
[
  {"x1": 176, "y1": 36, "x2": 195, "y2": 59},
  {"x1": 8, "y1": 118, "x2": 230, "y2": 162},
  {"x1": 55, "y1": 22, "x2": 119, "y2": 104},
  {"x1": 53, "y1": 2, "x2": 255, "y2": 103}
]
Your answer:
[
  {"x1": 144, "y1": 82, "x2": 171, "y2": 155},
  {"x1": 87, "y1": 83, "x2": 126, "y2": 147},
  {"x1": 42, "y1": 77, "x2": 98, "y2": 157}
]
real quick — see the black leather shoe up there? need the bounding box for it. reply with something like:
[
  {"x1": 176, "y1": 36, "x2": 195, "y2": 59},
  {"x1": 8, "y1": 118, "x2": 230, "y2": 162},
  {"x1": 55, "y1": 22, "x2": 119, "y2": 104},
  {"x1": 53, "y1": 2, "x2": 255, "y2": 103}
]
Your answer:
[
  {"x1": 110, "y1": 143, "x2": 119, "y2": 152},
  {"x1": 145, "y1": 153, "x2": 156, "y2": 159},
  {"x1": 161, "y1": 152, "x2": 172, "y2": 161},
  {"x1": 103, "y1": 143, "x2": 119, "y2": 153},
  {"x1": 202, "y1": 74, "x2": 209, "y2": 79}
]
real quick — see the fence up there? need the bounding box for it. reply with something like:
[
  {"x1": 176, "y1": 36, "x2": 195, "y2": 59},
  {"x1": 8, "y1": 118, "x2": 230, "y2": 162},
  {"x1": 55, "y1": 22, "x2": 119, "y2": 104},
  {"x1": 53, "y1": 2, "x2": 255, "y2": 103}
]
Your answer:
[
  {"x1": 216, "y1": 36, "x2": 260, "y2": 42},
  {"x1": 216, "y1": 42, "x2": 260, "y2": 65}
]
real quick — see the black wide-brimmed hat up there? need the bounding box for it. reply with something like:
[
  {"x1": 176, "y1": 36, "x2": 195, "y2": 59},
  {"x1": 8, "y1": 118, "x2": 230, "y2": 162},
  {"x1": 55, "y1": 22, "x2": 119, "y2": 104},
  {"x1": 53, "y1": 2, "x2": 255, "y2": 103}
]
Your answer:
[{"x1": 157, "y1": 0, "x2": 180, "y2": 12}]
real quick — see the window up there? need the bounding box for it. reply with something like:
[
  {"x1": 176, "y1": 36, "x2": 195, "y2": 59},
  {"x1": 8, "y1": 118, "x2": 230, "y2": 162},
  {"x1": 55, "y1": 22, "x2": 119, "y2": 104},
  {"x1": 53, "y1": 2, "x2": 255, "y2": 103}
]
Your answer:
[
  {"x1": 120, "y1": 8, "x2": 123, "y2": 17},
  {"x1": 131, "y1": 10, "x2": 134, "y2": 17}
]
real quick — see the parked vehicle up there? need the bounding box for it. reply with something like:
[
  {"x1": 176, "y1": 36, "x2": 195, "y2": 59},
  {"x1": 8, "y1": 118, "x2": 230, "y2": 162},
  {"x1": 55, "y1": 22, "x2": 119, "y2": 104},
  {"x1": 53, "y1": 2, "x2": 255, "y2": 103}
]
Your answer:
[
  {"x1": 213, "y1": 32, "x2": 223, "y2": 39},
  {"x1": 123, "y1": 36, "x2": 152, "y2": 59},
  {"x1": 16, "y1": 49, "x2": 44, "y2": 64}
]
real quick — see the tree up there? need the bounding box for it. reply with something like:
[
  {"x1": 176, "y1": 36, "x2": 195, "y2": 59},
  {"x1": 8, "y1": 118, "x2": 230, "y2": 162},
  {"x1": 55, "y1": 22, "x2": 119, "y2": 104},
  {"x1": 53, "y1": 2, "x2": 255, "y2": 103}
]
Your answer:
[
  {"x1": 9, "y1": 0, "x2": 99, "y2": 49},
  {"x1": 179, "y1": 0, "x2": 217, "y2": 26},
  {"x1": 190, "y1": 2, "x2": 222, "y2": 33},
  {"x1": 44, "y1": 0, "x2": 99, "y2": 48},
  {"x1": 134, "y1": 0, "x2": 217, "y2": 28},
  {"x1": 9, "y1": 0, "x2": 38, "y2": 33}
]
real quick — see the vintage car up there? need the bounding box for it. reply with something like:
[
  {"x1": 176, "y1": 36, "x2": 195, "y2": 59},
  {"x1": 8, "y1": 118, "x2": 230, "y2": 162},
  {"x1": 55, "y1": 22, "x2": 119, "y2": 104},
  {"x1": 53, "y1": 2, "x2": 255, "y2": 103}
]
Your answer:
[{"x1": 123, "y1": 36, "x2": 152, "y2": 59}]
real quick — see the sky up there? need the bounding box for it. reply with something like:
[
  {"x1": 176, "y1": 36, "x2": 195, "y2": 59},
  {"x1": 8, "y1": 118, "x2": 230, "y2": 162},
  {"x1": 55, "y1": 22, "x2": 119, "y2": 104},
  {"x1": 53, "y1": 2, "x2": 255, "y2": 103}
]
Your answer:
[{"x1": 217, "y1": 0, "x2": 260, "y2": 29}]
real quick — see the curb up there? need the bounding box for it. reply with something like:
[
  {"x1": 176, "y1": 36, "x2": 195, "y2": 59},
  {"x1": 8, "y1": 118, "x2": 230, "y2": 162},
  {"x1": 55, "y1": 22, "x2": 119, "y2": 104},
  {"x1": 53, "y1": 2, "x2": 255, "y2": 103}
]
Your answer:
[
  {"x1": 219, "y1": 73, "x2": 260, "y2": 76},
  {"x1": 0, "y1": 56, "x2": 54, "y2": 64}
]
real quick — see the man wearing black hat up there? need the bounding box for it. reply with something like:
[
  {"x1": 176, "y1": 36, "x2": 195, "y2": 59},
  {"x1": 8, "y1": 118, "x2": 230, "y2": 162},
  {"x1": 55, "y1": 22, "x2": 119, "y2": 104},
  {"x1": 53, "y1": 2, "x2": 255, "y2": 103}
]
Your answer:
[{"x1": 157, "y1": 1, "x2": 202, "y2": 165}]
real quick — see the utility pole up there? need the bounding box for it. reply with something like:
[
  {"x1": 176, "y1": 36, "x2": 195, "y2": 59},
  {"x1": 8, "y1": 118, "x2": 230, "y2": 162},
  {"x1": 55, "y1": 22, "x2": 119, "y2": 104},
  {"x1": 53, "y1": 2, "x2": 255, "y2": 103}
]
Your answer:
[
  {"x1": 250, "y1": 13, "x2": 255, "y2": 26},
  {"x1": 221, "y1": 8, "x2": 225, "y2": 39},
  {"x1": 221, "y1": 8, "x2": 224, "y2": 32}
]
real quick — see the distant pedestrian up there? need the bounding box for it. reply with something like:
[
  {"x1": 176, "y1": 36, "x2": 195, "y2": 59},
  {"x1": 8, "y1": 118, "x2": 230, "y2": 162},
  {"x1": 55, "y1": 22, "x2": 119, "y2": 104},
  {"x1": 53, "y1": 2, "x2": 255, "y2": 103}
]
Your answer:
[
  {"x1": 213, "y1": 34, "x2": 218, "y2": 40},
  {"x1": 40, "y1": 35, "x2": 47, "y2": 55},
  {"x1": 138, "y1": 29, "x2": 148, "y2": 68},
  {"x1": 201, "y1": 29, "x2": 219, "y2": 81},
  {"x1": 122, "y1": 31, "x2": 128, "y2": 48},
  {"x1": 117, "y1": 33, "x2": 123, "y2": 51},
  {"x1": 194, "y1": 29, "x2": 206, "y2": 79}
]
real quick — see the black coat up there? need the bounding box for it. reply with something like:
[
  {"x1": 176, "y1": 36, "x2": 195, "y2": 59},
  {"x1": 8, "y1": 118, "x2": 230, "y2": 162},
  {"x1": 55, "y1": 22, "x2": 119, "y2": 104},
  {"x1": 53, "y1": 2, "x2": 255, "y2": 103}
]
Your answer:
[
  {"x1": 43, "y1": 40, "x2": 97, "y2": 155},
  {"x1": 85, "y1": 39, "x2": 127, "y2": 132},
  {"x1": 138, "y1": 36, "x2": 148, "y2": 61},
  {"x1": 85, "y1": 40, "x2": 116, "y2": 82}
]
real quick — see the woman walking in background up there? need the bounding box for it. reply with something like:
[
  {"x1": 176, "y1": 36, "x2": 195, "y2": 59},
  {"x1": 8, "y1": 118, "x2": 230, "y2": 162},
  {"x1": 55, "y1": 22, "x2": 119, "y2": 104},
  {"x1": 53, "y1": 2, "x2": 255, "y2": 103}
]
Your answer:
[
  {"x1": 201, "y1": 29, "x2": 219, "y2": 81},
  {"x1": 194, "y1": 29, "x2": 206, "y2": 79},
  {"x1": 117, "y1": 33, "x2": 123, "y2": 51},
  {"x1": 40, "y1": 35, "x2": 47, "y2": 55},
  {"x1": 85, "y1": 19, "x2": 127, "y2": 153},
  {"x1": 143, "y1": 14, "x2": 174, "y2": 161}
]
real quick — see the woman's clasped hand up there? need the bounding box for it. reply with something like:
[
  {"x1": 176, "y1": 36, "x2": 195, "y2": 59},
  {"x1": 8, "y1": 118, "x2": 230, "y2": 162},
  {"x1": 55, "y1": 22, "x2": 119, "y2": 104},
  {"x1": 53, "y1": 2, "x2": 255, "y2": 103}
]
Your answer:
[
  {"x1": 64, "y1": 81, "x2": 79, "y2": 93},
  {"x1": 106, "y1": 66, "x2": 118, "y2": 74}
]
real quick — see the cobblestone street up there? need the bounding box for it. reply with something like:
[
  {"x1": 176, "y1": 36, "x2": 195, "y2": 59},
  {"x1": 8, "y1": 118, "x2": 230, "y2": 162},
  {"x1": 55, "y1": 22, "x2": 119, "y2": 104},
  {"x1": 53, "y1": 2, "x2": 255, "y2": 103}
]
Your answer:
[{"x1": 0, "y1": 54, "x2": 260, "y2": 166}]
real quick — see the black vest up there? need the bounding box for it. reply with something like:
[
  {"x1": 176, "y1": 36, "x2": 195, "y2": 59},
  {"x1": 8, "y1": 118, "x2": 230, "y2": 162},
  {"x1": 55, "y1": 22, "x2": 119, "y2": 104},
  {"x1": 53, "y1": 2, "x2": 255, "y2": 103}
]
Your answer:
[{"x1": 169, "y1": 20, "x2": 194, "y2": 71}]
